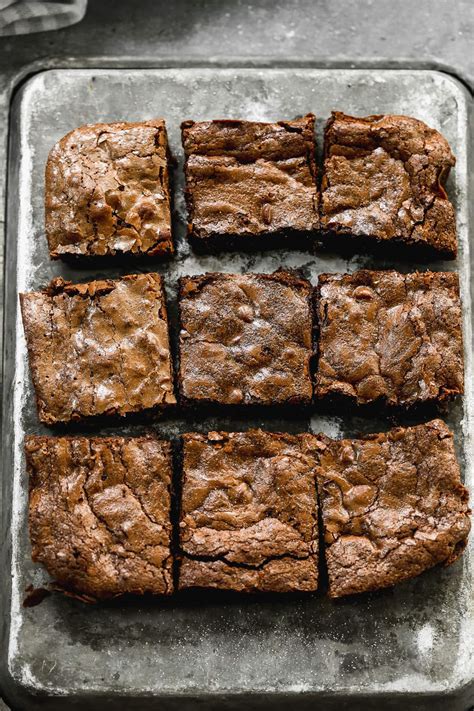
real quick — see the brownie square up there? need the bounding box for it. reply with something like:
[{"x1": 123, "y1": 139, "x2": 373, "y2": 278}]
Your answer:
[
  {"x1": 26, "y1": 435, "x2": 174, "y2": 600},
  {"x1": 320, "y1": 112, "x2": 457, "y2": 257},
  {"x1": 317, "y1": 420, "x2": 471, "y2": 598},
  {"x1": 20, "y1": 273, "x2": 176, "y2": 424},
  {"x1": 315, "y1": 270, "x2": 464, "y2": 407},
  {"x1": 178, "y1": 430, "x2": 321, "y2": 593},
  {"x1": 181, "y1": 115, "x2": 319, "y2": 246},
  {"x1": 178, "y1": 271, "x2": 314, "y2": 405},
  {"x1": 45, "y1": 120, "x2": 173, "y2": 258}
]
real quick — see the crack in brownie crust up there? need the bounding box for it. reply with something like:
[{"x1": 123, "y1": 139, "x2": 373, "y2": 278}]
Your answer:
[
  {"x1": 26, "y1": 436, "x2": 174, "y2": 600},
  {"x1": 317, "y1": 420, "x2": 471, "y2": 598},
  {"x1": 178, "y1": 430, "x2": 322, "y2": 592},
  {"x1": 178, "y1": 271, "x2": 314, "y2": 405},
  {"x1": 315, "y1": 270, "x2": 464, "y2": 407},
  {"x1": 20, "y1": 273, "x2": 176, "y2": 424},
  {"x1": 320, "y1": 112, "x2": 457, "y2": 256},
  {"x1": 181, "y1": 115, "x2": 319, "y2": 243},
  {"x1": 45, "y1": 120, "x2": 173, "y2": 258}
]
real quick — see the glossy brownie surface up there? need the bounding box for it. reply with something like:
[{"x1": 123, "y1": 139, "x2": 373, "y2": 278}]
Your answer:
[
  {"x1": 317, "y1": 419, "x2": 471, "y2": 597},
  {"x1": 26, "y1": 435, "x2": 174, "y2": 600},
  {"x1": 320, "y1": 112, "x2": 457, "y2": 256},
  {"x1": 315, "y1": 270, "x2": 464, "y2": 407},
  {"x1": 178, "y1": 271, "x2": 314, "y2": 405},
  {"x1": 182, "y1": 115, "x2": 319, "y2": 242},
  {"x1": 178, "y1": 430, "x2": 321, "y2": 592},
  {"x1": 45, "y1": 119, "x2": 173, "y2": 258},
  {"x1": 20, "y1": 273, "x2": 176, "y2": 423}
]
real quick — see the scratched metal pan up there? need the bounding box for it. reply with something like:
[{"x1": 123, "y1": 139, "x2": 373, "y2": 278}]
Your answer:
[{"x1": 1, "y1": 68, "x2": 473, "y2": 711}]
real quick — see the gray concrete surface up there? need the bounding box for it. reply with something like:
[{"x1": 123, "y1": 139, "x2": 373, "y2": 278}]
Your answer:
[{"x1": 1, "y1": 1, "x2": 473, "y2": 709}]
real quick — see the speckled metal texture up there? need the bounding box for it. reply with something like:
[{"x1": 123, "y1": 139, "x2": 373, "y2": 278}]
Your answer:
[{"x1": 1, "y1": 68, "x2": 473, "y2": 710}]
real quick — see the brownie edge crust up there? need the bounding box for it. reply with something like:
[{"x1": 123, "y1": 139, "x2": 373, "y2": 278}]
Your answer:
[
  {"x1": 26, "y1": 435, "x2": 174, "y2": 600},
  {"x1": 317, "y1": 419, "x2": 471, "y2": 598},
  {"x1": 320, "y1": 112, "x2": 457, "y2": 257},
  {"x1": 45, "y1": 119, "x2": 173, "y2": 259},
  {"x1": 178, "y1": 430, "x2": 322, "y2": 593}
]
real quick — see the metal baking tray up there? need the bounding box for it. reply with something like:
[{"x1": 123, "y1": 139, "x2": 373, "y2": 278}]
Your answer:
[{"x1": 1, "y1": 67, "x2": 473, "y2": 710}]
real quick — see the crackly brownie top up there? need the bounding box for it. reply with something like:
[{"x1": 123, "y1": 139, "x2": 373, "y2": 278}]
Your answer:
[
  {"x1": 178, "y1": 271, "x2": 313, "y2": 405},
  {"x1": 315, "y1": 270, "x2": 464, "y2": 406},
  {"x1": 181, "y1": 115, "x2": 319, "y2": 239},
  {"x1": 20, "y1": 273, "x2": 175, "y2": 424},
  {"x1": 179, "y1": 430, "x2": 321, "y2": 592},
  {"x1": 321, "y1": 112, "x2": 456, "y2": 255},
  {"x1": 45, "y1": 119, "x2": 173, "y2": 258},
  {"x1": 26, "y1": 435, "x2": 173, "y2": 599},
  {"x1": 317, "y1": 419, "x2": 471, "y2": 597}
]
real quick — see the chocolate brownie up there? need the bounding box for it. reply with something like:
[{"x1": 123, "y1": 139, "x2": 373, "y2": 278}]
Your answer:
[
  {"x1": 181, "y1": 115, "x2": 319, "y2": 246},
  {"x1": 45, "y1": 120, "x2": 173, "y2": 258},
  {"x1": 20, "y1": 273, "x2": 176, "y2": 424},
  {"x1": 320, "y1": 112, "x2": 457, "y2": 257},
  {"x1": 178, "y1": 271, "x2": 314, "y2": 405},
  {"x1": 315, "y1": 270, "x2": 464, "y2": 407},
  {"x1": 178, "y1": 430, "x2": 321, "y2": 592},
  {"x1": 26, "y1": 435, "x2": 174, "y2": 600},
  {"x1": 317, "y1": 419, "x2": 471, "y2": 598}
]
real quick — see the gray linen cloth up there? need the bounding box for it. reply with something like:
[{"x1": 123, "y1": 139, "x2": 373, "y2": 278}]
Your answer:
[{"x1": 0, "y1": 0, "x2": 86, "y2": 36}]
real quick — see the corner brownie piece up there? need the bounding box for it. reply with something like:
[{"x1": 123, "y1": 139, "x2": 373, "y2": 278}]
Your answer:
[
  {"x1": 320, "y1": 112, "x2": 457, "y2": 257},
  {"x1": 317, "y1": 420, "x2": 470, "y2": 598},
  {"x1": 26, "y1": 435, "x2": 174, "y2": 600},
  {"x1": 178, "y1": 430, "x2": 321, "y2": 592},
  {"x1": 20, "y1": 273, "x2": 176, "y2": 424},
  {"x1": 178, "y1": 271, "x2": 313, "y2": 405},
  {"x1": 181, "y1": 115, "x2": 319, "y2": 246},
  {"x1": 45, "y1": 120, "x2": 173, "y2": 258},
  {"x1": 315, "y1": 270, "x2": 464, "y2": 407}
]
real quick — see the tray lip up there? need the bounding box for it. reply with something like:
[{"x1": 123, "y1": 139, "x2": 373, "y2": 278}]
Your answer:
[
  {"x1": 1, "y1": 62, "x2": 473, "y2": 709},
  {"x1": 3, "y1": 55, "x2": 474, "y2": 100}
]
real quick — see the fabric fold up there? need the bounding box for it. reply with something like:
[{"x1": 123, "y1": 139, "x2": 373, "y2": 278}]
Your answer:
[{"x1": 0, "y1": 0, "x2": 87, "y2": 36}]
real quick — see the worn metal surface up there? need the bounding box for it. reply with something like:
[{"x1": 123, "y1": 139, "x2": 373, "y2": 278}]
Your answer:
[{"x1": 1, "y1": 68, "x2": 473, "y2": 710}]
